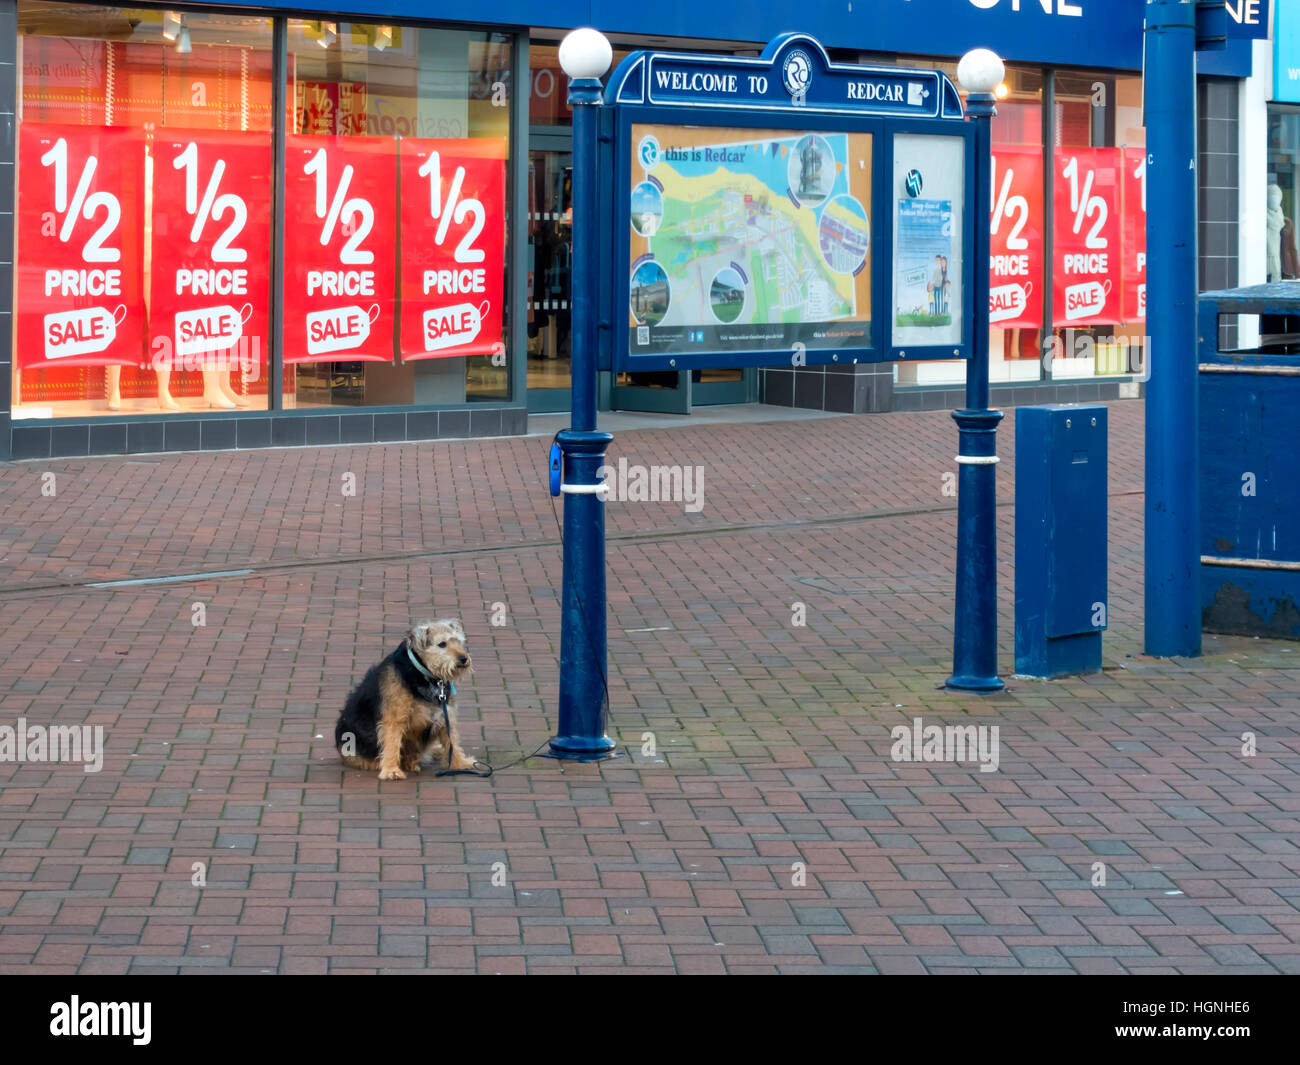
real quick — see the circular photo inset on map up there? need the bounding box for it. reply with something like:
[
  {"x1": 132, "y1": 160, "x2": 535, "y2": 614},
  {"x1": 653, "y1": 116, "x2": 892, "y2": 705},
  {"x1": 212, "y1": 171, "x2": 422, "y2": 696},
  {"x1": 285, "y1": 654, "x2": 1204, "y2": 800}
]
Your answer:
[
  {"x1": 788, "y1": 134, "x2": 835, "y2": 208},
  {"x1": 818, "y1": 194, "x2": 871, "y2": 274},
  {"x1": 709, "y1": 267, "x2": 747, "y2": 324},
  {"x1": 631, "y1": 181, "x2": 664, "y2": 237},
  {"x1": 630, "y1": 260, "x2": 670, "y2": 326}
]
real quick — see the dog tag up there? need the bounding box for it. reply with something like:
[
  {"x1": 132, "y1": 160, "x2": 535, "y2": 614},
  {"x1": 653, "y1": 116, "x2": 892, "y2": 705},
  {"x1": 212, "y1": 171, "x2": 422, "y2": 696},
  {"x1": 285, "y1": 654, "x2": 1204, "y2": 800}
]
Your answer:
[{"x1": 549, "y1": 442, "x2": 562, "y2": 496}]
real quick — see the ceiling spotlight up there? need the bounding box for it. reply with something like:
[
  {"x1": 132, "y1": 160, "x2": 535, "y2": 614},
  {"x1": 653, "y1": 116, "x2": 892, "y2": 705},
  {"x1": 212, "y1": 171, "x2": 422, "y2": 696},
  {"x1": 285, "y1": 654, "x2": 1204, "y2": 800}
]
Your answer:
[
  {"x1": 374, "y1": 25, "x2": 393, "y2": 51},
  {"x1": 162, "y1": 10, "x2": 181, "y2": 41},
  {"x1": 176, "y1": 24, "x2": 191, "y2": 54},
  {"x1": 318, "y1": 21, "x2": 337, "y2": 49}
]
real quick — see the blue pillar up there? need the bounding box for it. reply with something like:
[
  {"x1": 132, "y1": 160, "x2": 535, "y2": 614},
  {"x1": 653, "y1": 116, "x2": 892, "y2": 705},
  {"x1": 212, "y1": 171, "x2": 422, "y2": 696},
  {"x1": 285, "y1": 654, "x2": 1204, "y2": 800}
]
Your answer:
[
  {"x1": 550, "y1": 69, "x2": 617, "y2": 760},
  {"x1": 1144, "y1": 0, "x2": 1201, "y2": 657},
  {"x1": 947, "y1": 86, "x2": 1005, "y2": 692}
]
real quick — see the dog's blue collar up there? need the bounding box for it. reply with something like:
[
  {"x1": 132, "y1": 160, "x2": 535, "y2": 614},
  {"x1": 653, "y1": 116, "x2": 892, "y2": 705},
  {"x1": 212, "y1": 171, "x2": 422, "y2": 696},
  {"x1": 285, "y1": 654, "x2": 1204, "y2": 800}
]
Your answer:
[{"x1": 405, "y1": 643, "x2": 456, "y2": 698}]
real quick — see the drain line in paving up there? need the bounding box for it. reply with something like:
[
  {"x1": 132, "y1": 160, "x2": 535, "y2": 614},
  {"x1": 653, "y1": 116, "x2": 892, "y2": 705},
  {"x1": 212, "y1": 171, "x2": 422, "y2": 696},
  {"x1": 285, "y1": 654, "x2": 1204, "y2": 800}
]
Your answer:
[{"x1": 0, "y1": 489, "x2": 1144, "y2": 601}]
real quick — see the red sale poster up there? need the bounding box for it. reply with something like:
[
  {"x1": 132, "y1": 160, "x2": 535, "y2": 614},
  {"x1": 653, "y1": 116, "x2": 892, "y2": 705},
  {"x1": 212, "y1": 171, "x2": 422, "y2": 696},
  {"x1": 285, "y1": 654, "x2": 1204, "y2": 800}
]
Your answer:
[
  {"x1": 150, "y1": 131, "x2": 272, "y2": 373},
  {"x1": 1052, "y1": 147, "x2": 1122, "y2": 327},
  {"x1": 1122, "y1": 146, "x2": 1147, "y2": 323},
  {"x1": 989, "y1": 145, "x2": 1043, "y2": 330},
  {"x1": 398, "y1": 138, "x2": 506, "y2": 361},
  {"x1": 15, "y1": 124, "x2": 146, "y2": 370},
  {"x1": 284, "y1": 135, "x2": 396, "y2": 363}
]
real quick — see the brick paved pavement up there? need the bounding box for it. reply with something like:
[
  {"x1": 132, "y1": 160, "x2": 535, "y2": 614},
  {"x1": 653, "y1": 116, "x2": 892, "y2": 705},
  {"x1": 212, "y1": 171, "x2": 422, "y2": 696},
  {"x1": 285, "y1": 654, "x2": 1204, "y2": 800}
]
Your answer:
[{"x1": 0, "y1": 399, "x2": 1297, "y2": 973}]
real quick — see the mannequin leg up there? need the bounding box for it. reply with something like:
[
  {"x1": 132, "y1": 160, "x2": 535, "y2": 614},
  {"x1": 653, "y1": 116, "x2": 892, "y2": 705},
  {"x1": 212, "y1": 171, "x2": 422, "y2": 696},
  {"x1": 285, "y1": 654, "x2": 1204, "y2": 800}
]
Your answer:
[
  {"x1": 156, "y1": 367, "x2": 180, "y2": 411},
  {"x1": 106, "y1": 365, "x2": 122, "y2": 410},
  {"x1": 216, "y1": 369, "x2": 249, "y2": 407},
  {"x1": 202, "y1": 369, "x2": 237, "y2": 409}
]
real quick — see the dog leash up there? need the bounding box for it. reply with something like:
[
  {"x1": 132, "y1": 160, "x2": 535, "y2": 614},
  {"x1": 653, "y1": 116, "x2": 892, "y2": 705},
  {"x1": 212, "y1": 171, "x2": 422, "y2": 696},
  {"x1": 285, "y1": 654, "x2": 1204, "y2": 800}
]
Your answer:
[{"x1": 431, "y1": 679, "x2": 494, "y2": 778}]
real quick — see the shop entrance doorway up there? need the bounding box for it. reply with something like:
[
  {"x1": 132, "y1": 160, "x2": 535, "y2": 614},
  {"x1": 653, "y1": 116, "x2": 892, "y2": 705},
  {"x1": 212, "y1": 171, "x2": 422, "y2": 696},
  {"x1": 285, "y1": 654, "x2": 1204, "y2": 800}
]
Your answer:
[{"x1": 527, "y1": 134, "x2": 575, "y2": 413}]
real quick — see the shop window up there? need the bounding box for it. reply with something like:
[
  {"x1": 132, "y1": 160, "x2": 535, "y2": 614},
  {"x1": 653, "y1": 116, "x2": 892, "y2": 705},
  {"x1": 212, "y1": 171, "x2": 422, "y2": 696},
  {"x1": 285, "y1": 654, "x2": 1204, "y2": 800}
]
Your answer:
[
  {"x1": 1048, "y1": 71, "x2": 1146, "y2": 380},
  {"x1": 525, "y1": 42, "x2": 632, "y2": 402},
  {"x1": 283, "y1": 21, "x2": 512, "y2": 408},
  {"x1": 1266, "y1": 108, "x2": 1300, "y2": 285},
  {"x1": 10, "y1": 7, "x2": 515, "y2": 422},
  {"x1": 13, "y1": 4, "x2": 274, "y2": 419},
  {"x1": 527, "y1": 44, "x2": 572, "y2": 128},
  {"x1": 526, "y1": 147, "x2": 572, "y2": 395},
  {"x1": 988, "y1": 66, "x2": 1045, "y2": 385},
  {"x1": 526, "y1": 42, "x2": 632, "y2": 129}
]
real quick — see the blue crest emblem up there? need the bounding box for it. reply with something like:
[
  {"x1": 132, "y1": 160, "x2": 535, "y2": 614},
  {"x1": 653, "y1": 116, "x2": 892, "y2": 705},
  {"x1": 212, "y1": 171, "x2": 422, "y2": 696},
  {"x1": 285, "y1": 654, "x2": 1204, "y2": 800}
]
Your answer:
[
  {"x1": 638, "y1": 135, "x2": 660, "y2": 172},
  {"x1": 782, "y1": 50, "x2": 812, "y2": 97}
]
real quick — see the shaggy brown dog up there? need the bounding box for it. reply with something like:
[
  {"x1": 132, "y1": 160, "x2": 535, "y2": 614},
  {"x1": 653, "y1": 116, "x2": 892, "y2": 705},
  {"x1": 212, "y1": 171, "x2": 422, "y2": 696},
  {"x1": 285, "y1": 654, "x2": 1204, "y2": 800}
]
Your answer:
[{"x1": 334, "y1": 619, "x2": 475, "y2": 779}]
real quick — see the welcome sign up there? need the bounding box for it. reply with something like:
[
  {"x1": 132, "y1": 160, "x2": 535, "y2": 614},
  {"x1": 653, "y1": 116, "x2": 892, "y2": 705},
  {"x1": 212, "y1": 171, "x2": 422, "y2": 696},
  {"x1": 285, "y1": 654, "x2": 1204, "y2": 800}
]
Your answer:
[
  {"x1": 611, "y1": 33, "x2": 964, "y2": 119},
  {"x1": 637, "y1": 53, "x2": 949, "y2": 118}
]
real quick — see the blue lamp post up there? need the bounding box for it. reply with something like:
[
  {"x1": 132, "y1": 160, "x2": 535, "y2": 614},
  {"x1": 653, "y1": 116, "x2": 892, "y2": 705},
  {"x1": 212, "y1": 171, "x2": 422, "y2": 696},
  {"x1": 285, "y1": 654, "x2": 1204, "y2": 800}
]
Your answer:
[
  {"x1": 1143, "y1": 0, "x2": 1201, "y2": 658},
  {"x1": 947, "y1": 47, "x2": 1006, "y2": 693},
  {"x1": 550, "y1": 28, "x2": 618, "y2": 760}
]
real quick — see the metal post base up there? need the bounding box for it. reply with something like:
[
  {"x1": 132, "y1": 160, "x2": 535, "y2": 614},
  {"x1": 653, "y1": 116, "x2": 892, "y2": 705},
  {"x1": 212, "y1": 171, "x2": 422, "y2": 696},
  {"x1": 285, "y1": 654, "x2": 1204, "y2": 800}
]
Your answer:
[
  {"x1": 945, "y1": 673, "x2": 1006, "y2": 693},
  {"x1": 545, "y1": 736, "x2": 620, "y2": 762}
]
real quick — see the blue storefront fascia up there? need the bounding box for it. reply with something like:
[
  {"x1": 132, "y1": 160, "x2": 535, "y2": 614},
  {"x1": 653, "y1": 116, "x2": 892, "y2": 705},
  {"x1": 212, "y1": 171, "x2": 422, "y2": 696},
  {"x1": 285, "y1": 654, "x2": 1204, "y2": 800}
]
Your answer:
[
  {"x1": 275, "y1": 0, "x2": 1145, "y2": 71},
  {"x1": 1198, "y1": 37, "x2": 1255, "y2": 79}
]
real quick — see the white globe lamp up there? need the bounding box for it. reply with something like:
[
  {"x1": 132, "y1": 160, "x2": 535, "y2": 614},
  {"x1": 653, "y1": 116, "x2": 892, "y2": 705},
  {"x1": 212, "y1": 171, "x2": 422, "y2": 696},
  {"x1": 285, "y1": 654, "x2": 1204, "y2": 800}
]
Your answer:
[
  {"x1": 559, "y1": 27, "x2": 613, "y2": 80},
  {"x1": 957, "y1": 48, "x2": 1005, "y2": 96}
]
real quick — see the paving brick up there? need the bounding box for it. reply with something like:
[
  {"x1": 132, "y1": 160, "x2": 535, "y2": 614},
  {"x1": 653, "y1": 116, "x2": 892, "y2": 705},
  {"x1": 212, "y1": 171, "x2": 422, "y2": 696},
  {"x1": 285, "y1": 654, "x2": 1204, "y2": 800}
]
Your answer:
[{"x1": 0, "y1": 401, "x2": 1295, "y2": 973}]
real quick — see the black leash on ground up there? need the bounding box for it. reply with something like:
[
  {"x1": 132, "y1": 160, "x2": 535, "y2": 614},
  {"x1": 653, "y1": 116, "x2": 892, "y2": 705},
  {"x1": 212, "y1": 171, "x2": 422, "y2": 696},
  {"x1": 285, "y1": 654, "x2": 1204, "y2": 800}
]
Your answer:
[
  {"x1": 430, "y1": 679, "x2": 496, "y2": 778},
  {"x1": 411, "y1": 648, "x2": 571, "y2": 779}
]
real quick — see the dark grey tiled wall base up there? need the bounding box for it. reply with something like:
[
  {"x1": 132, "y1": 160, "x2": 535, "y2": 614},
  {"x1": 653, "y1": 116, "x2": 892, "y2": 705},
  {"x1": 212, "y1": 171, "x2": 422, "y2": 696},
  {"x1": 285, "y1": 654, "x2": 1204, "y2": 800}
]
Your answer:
[
  {"x1": 759, "y1": 364, "x2": 1134, "y2": 415},
  {"x1": 5, "y1": 406, "x2": 527, "y2": 460},
  {"x1": 890, "y1": 379, "x2": 1134, "y2": 412},
  {"x1": 759, "y1": 363, "x2": 894, "y2": 413}
]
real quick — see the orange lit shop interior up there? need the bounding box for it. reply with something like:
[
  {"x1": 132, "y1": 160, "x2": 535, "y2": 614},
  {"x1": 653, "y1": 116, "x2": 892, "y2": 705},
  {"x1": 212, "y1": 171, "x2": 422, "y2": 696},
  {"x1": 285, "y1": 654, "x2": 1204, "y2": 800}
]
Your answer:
[{"x1": 13, "y1": 5, "x2": 510, "y2": 419}]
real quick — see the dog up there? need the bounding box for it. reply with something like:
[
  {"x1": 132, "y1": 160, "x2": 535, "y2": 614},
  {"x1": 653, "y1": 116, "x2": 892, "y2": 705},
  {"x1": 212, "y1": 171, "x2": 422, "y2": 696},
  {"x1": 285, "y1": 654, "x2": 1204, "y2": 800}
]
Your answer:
[{"x1": 335, "y1": 619, "x2": 475, "y2": 780}]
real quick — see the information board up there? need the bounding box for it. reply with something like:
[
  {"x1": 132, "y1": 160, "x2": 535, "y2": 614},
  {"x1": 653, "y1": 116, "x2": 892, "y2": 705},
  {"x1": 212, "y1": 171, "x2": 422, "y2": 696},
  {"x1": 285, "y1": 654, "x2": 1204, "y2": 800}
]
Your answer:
[
  {"x1": 627, "y1": 124, "x2": 872, "y2": 359},
  {"x1": 891, "y1": 133, "x2": 965, "y2": 349},
  {"x1": 605, "y1": 33, "x2": 972, "y2": 372}
]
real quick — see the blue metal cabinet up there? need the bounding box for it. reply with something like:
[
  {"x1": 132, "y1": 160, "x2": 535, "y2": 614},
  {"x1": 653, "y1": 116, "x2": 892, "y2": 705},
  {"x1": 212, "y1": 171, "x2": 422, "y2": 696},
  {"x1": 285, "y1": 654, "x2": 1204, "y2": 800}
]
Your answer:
[
  {"x1": 1198, "y1": 286, "x2": 1300, "y2": 639},
  {"x1": 1015, "y1": 405, "x2": 1108, "y2": 677}
]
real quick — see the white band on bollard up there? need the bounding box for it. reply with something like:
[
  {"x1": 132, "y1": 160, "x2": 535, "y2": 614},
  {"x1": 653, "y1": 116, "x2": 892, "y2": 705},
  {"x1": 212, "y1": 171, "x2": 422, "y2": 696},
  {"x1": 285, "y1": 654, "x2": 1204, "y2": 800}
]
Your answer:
[
  {"x1": 953, "y1": 455, "x2": 1000, "y2": 465},
  {"x1": 560, "y1": 483, "x2": 611, "y2": 495},
  {"x1": 1201, "y1": 555, "x2": 1300, "y2": 572}
]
